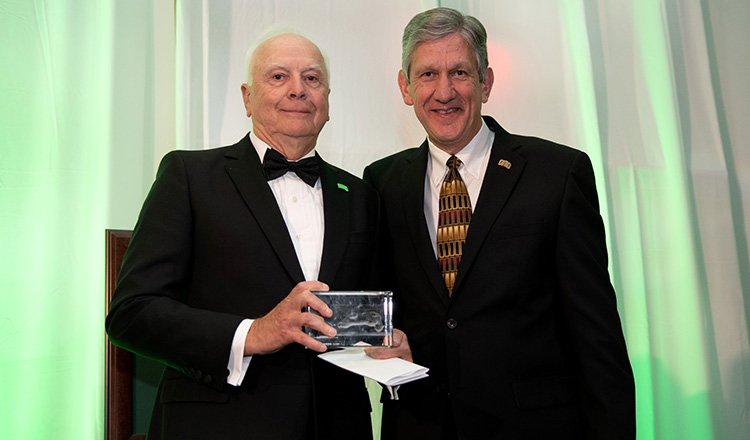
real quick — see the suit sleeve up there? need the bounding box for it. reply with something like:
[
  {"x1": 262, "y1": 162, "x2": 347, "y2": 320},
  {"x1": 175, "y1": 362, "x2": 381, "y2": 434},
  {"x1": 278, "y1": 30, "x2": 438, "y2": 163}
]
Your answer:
[
  {"x1": 105, "y1": 151, "x2": 245, "y2": 390},
  {"x1": 362, "y1": 165, "x2": 396, "y2": 292},
  {"x1": 556, "y1": 152, "x2": 636, "y2": 438}
]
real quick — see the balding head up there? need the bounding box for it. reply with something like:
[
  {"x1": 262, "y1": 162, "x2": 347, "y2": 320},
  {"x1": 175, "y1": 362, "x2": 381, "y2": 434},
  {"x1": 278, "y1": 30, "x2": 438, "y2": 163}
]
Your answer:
[{"x1": 245, "y1": 33, "x2": 329, "y2": 87}]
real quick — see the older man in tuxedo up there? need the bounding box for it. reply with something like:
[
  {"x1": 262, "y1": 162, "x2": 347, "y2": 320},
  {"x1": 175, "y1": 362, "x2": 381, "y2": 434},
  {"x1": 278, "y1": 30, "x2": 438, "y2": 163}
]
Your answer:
[
  {"x1": 365, "y1": 8, "x2": 635, "y2": 439},
  {"x1": 106, "y1": 33, "x2": 376, "y2": 440}
]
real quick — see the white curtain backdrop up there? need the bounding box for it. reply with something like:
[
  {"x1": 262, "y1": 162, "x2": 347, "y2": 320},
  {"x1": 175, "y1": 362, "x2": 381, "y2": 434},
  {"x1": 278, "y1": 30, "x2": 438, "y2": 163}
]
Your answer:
[
  {"x1": 173, "y1": 1, "x2": 750, "y2": 439},
  {"x1": 1, "y1": 0, "x2": 746, "y2": 439}
]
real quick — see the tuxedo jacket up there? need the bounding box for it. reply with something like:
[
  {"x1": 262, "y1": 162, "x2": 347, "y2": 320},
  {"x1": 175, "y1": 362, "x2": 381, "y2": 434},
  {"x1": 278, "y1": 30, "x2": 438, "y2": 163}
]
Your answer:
[
  {"x1": 106, "y1": 135, "x2": 377, "y2": 440},
  {"x1": 363, "y1": 117, "x2": 635, "y2": 439}
]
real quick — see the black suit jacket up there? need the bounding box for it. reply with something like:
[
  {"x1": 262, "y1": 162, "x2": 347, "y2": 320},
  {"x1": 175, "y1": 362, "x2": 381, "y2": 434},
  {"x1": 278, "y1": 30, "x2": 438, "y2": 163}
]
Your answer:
[
  {"x1": 106, "y1": 134, "x2": 377, "y2": 440},
  {"x1": 364, "y1": 117, "x2": 635, "y2": 439}
]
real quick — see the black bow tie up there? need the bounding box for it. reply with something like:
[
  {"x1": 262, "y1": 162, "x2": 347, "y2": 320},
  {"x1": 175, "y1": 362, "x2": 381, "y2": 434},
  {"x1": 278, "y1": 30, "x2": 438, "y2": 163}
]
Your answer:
[{"x1": 262, "y1": 148, "x2": 321, "y2": 187}]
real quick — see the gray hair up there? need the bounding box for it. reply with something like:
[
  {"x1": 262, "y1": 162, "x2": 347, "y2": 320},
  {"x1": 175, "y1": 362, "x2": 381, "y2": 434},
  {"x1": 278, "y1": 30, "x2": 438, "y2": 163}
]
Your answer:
[{"x1": 401, "y1": 7, "x2": 488, "y2": 84}]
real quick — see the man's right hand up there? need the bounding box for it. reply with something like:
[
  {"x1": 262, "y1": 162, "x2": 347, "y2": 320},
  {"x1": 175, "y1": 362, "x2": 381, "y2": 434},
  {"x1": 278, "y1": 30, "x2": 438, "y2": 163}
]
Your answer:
[{"x1": 243, "y1": 281, "x2": 335, "y2": 355}]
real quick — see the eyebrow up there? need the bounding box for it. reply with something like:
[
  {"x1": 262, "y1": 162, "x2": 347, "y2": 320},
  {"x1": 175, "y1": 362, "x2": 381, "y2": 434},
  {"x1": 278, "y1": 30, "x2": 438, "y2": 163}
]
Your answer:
[{"x1": 415, "y1": 61, "x2": 473, "y2": 71}]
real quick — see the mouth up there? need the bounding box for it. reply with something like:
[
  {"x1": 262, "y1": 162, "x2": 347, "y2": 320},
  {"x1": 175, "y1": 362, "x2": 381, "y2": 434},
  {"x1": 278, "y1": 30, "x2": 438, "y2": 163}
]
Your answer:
[
  {"x1": 281, "y1": 109, "x2": 312, "y2": 115},
  {"x1": 430, "y1": 108, "x2": 461, "y2": 116}
]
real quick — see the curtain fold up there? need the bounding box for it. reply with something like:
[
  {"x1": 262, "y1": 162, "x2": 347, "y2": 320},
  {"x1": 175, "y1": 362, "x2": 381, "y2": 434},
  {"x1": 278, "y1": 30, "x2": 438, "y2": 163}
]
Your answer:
[{"x1": 0, "y1": 0, "x2": 114, "y2": 438}]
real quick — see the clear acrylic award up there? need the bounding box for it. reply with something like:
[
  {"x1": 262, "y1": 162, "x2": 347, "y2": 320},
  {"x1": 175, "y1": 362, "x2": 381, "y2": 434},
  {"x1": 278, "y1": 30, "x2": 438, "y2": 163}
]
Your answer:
[{"x1": 305, "y1": 291, "x2": 393, "y2": 347}]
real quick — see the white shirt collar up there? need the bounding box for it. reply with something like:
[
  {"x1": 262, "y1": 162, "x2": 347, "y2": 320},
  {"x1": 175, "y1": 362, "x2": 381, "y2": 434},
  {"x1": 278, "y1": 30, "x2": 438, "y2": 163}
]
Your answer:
[
  {"x1": 427, "y1": 120, "x2": 493, "y2": 188},
  {"x1": 249, "y1": 132, "x2": 317, "y2": 163}
]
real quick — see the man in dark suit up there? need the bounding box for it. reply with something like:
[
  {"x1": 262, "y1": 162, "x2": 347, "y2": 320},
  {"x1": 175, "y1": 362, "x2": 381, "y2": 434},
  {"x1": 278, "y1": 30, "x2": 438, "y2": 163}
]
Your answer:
[
  {"x1": 106, "y1": 33, "x2": 376, "y2": 440},
  {"x1": 365, "y1": 8, "x2": 635, "y2": 439}
]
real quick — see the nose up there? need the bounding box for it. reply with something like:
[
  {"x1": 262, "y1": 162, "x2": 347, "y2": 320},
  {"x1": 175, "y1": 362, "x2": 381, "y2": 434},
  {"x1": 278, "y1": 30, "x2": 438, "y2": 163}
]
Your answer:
[
  {"x1": 433, "y1": 74, "x2": 455, "y2": 103},
  {"x1": 288, "y1": 76, "x2": 307, "y2": 100}
]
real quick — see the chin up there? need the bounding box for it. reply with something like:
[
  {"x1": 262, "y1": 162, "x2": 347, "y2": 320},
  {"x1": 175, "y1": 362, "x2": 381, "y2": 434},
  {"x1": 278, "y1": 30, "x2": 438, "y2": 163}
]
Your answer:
[
  {"x1": 280, "y1": 123, "x2": 318, "y2": 135},
  {"x1": 431, "y1": 131, "x2": 462, "y2": 145}
]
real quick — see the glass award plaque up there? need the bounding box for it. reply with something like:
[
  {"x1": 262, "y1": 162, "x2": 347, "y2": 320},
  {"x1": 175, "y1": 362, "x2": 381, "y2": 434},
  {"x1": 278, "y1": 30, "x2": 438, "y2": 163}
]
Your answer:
[{"x1": 305, "y1": 291, "x2": 393, "y2": 347}]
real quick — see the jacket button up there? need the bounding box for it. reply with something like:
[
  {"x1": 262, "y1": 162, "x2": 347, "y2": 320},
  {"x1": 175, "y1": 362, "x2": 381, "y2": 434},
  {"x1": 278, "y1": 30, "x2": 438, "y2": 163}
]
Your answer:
[{"x1": 446, "y1": 318, "x2": 458, "y2": 329}]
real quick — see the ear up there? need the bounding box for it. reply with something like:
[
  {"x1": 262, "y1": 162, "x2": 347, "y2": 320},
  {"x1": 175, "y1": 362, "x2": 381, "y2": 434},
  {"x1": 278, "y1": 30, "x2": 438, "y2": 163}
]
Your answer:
[
  {"x1": 481, "y1": 67, "x2": 494, "y2": 104},
  {"x1": 240, "y1": 83, "x2": 252, "y2": 117},
  {"x1": 397, "y1": 70, "x2": 414, "y2": 106},
  {"x1": 326, "y1": 88, "x2": 331, "y2": 121}
]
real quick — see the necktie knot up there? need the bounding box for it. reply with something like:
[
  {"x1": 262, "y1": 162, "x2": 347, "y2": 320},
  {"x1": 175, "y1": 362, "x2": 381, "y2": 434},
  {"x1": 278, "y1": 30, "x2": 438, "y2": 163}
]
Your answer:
[
  {"x1": 263, "y1": 148, "x2": 321, "y2": 187},
  {"x1": 446, "y1": 156, "x2": 463, "y2": 181},
  {"x1": 446, "y1": 155, "x2": 462, "y2": 170}
]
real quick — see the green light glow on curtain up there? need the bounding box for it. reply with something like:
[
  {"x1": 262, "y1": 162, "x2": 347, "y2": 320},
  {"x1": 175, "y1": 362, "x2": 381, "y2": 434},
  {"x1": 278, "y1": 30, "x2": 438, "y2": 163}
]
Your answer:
[
  {"x1": 557, "y1": 1, "x2": 716, "y2": 438},
  {"x1": 559, "y1": 0, "x2": 611, "y2": 237},
  {"x1": 613, "y1": 166, "x2": 656, "y2": 438},
  {"x1": 0, "y1": 1, "x2": 112, "y2": 438},
  {"x1": 631, "y1": 1, "x2": 713, "y2": 438}
]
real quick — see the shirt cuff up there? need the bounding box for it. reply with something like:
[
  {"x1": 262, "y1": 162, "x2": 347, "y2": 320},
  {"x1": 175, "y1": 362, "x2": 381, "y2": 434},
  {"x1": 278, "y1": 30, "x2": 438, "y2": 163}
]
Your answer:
[{"x1": 226, "y1": 319, "x2": 253, "y2": 386}]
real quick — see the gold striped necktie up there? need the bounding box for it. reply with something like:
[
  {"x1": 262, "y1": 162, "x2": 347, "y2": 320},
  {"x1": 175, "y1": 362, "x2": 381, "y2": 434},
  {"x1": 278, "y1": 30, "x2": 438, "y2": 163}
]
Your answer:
[{"x1": 437, "y1": 155, "x2": 472, "y2": 296}]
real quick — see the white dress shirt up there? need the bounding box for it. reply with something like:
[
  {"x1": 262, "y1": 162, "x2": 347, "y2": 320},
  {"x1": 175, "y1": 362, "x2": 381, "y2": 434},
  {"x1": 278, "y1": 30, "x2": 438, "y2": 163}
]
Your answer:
[
  {"x1": 424, "y1": 121, "x2": 494, "y2": 256},
  {"x1": 226, "y1": 132, "x2": 325, "y2": 385}
]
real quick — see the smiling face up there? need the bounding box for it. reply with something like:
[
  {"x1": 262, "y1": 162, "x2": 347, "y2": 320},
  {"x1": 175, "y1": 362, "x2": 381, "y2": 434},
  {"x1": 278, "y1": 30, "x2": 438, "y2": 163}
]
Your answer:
[
  {"x1": 241, "y1": 34, "x2": 330, "y2": 159},
  {"x1": 399, "y1": 33, "x2": 493, "y2": 155}
]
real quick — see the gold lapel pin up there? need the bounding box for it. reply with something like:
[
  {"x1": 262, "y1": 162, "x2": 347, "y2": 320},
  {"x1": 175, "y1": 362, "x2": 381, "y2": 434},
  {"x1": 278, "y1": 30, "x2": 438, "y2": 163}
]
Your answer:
[{"x1": 498, "y1": 159, "x2": 512, "y2": 170}]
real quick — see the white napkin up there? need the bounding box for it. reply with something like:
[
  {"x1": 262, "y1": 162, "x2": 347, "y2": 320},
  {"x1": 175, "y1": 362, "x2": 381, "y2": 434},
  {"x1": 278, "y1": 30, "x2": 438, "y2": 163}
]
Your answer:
[{"x1": 318, "y1": 346, "x2": 429, "y2": 386}]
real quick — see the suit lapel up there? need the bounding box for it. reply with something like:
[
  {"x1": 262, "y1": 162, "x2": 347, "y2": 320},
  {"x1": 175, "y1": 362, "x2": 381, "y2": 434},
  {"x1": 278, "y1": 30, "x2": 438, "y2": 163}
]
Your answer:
[
  {"x1": 317, "y1": 159, "x2": 349, "y2": 284},
  {"x1": 401, "y1": 143, "x2": 451, "y2": 305},
  {"x1": 224, "y1": 136, "x2": 306, "y2": 283},
  {"x1": 453, "y1": 118, "x2": 526, "y2": 295}
]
